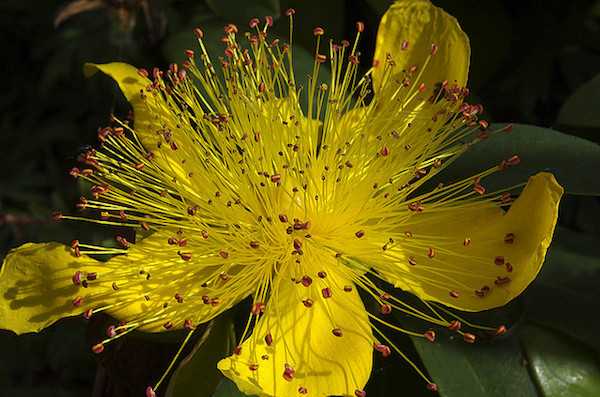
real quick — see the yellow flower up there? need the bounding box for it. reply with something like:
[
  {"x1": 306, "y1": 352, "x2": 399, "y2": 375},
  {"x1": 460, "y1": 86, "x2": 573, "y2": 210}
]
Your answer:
[{"x1": 0, "y1": 1, "x2": 563, "y2": 396}]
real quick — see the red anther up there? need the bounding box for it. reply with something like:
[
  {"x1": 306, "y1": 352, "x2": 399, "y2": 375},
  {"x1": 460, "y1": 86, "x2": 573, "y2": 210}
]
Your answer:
[
  {"x1": 112, "y1": 282, "x2": 119, "y2": 291},
  {"x1": 249, "y1": 241, "x2": 260, "y2": 249},
  {"x1": 71, "y1": 239, "x2": 80, "y2": 249},
  {"x1": 270, "y1": 174, "x2": 281, "y2": 183},
  {"x1": 169, "y1": 64, "x2": 178, "y2": 76},
  {"x1": 81, "y1": 168, "x2": 94, "y2": 177},
  {"x1": 178, "y1": 70, "x2": 187, "y2": 81},
  {"x1": 107, "y1": 325, "x2": 117, "y2": 338},
  {"x1": 401, "y1": 40, "x2": 409, "y2": 50},
  {"x1": 430, "y1": 43, "x2": 438, "y2": 55},
  {"x1": 355, "y1": 230, "x2": 365, "y2": 238},
  {"x1": 505, "y1": 262, "x2": 513, "y2": 272},
  {"x1": 379, "y1": 146, "x2": 390, "y2": 156},
  {"x1": 224, "y1": 48, "x2": 234, "y2": 58},
  {"x1": 504, "y1": 233, "x2": 515, "y2": 244},
  {"x1": 427, "y1": 247, "x2": 436, "y2": 258},
  {"x1": 210, "y1": 297, "x2": 220, "y2": 306},
  {"x1": 479, "y1": 120, "x2": 489, "y2": 130},
  {"x1": 344, "y1": 285, "x2": 353, "y2": 292},
  {"x1": 265, "y1": 332, "x2": 273, "y2": 346},
  {"x1": 495, "y1": 276, "x2": 511, "y2": 286},
  {"x1": 424, "y1": 330, "x2": 436, "y2": 343},
  {"x1": 277, "y1": 214, "x2": 288, "y2": 223},
  {"x1": 265, "y1": 16, "x2": 273, "y2": 27},
  {"x1": 380, "y1": 304, "x2": 392, "y2": 315},
  {"x1": 409, "y1": 65, "x2": 418, "y2": 74},
  {"x1": 219, "y1": 250, "x2": 229, "y2": 259},
  {"x1": 234, "y1": 346, "x2": 242, "y2": 355},
  {"x1": 494, "y1": 256, "x2": 505, "y2": 266},
  {"x1": 168, "y1": 237, "x2": 178, "y2": 245},
  {"x1": 301, "y1": 275, "x2": 313, "y2": 287},
  {"x1": 248, "y1": 363, "x2": 259, "y2": 371},
  {"x1": 69, "y1": 167, "x2": 80, "y2": 177},
  {"x1": 463, "y1": 237, "x2": 471, "y2": 247},
  {"x1": 316, "y1": 54, "x2": 327, "y2": 63},
  {"x1": 341, "y1": 39, "x2": 350, "y2": 47},
  {"x1": 500, "y1": 192, "x2": 512, "y2": 204},
  {"x1": 115, "y1": 236, "x2": 129, "y2": 248},
  {"x1": 506, "y1": 155, "x2": 521, "y2": 166},
  {"x1": 302, "y1": 298, "x2": 314, "y2": 308},
  {"x1": 332, "y1": 328, "x2": 343, "y2": 337},
  {"x1": 502, "y1": 123, "x2": 513, "y2": 132},
  {"x1": 317, "y1": 271, "x2": 327, "y2": 278},
  {"x1": 193, "y1": 27, "x2": 204, "y2": 38},
  {"x1": 178, "y1": 251, "x2": 192, "y2": 261},
  {"x1": 184, "y1": 49, "x2": 194, "y2": 58},
  {"x1": 83, "y1": 308, "x2": 93, "y2": 319},
  {"x1": 322, "y1": 287, "x2": 332, "y2": 299},
  {"x1": 473, "y1": 183, "x2": 486, "y2": 195},
  {"x1": 356, "y1": 21, "x2": 365, "y2": 32},
  {"x1": 285, "y1": 8, "x2": 296, "y2": 16},
  {"x1": 224, "y1": 24, "x2": 238, "y2": 34},
  {"x1": 449, "y1": 290, "x2": 460, "y2": 299},
  {"x1": 137, "y1": 68, "x2": 149, "y2": 78},
  {"x1": 463, "y1": 333, "x2": 476, "y2": 343},
  {"x1": 72, "y1": 271, "x2": 82, "y2": 286},
  {"x1": 283, "y1": 363, "x2": 295, "y2": 381},
  {"x1": 313, "y1": 27, "x2": 324, "y2": 36},
  {"x1": 146, "y1": 386, "x2": 156, "y2": 397},
  {"x1": 418, "y1": 83, "x2": 427, "y2": 92},
  {"x1": 374, "y1": 343, "x2": 391, "y2": 357},
  {"x1": 175, "y1": 293, "x2": 184, "y2": 303},
  {"x1": 355, "y1": 389, "x2": 367, "y2": 397},
  {"x1": 202, "y1": 295, "x2": 210, "y2": 304},
  {"x1": 184, "y1": 319, "x2": 194, "y2": 330},
  {"x1": 178, "y1": 238, "x2": 188, "y2": 247},
  {"x1": 163, "y1": 321, "x2": 173, "y2": 330},
  {"x1": 86, "y1": 272, "x2": 97, "y2": 281},
  {"x1": 249, "y1": 18, "x2": 260, "y2": 28},
  {"x1": 252, "y1": 302, "x2": 266, "y2": 315},
  {"x1": 448, "y1": 320, "x2": 462, "y2": 331},
  {"x1": 201, "y1": 230, "x2": 209, "y2": 239},
  {"x1": 408, "y1": 201, "x2": 424, "y2": 212},
  {"x1": 298, "y1": 386, "x2": 308, "y2": 395},
  {"x1": 495, "y1": 325, "x2": 508, "y2": 336},
  {"x1": 408, "y1": 256, "x2": 417, "y2": 266},
  {"x1": 380, "y1": 292, "x2": 391, "y2": 301},
  {"x1": 182, "y1": 60, "x2": 191, "y2": 69},
  {"x1": 92, "y1": 343, "x2": 104, "y2": 354},
  {"x1": 258, "y1": 81, "x2": 266, "y2": 93},
  {"x1": 113, "y1": 127, "x2": 124, "y2": 136},
  {"x1": 426, "y1": 383, "x2": 438, "y2": 392},
  {"x1": 97, "y1": 127, "x2": 110, "y2": 142},
  {"x1": 292, "y1": 238, "x2": 303, "y2": 250}
]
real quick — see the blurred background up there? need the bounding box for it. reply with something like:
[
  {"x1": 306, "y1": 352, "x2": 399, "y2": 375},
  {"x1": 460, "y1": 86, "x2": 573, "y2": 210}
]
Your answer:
[{"x1": 1, "y1": 0, "x2": 600, "y2": 396}]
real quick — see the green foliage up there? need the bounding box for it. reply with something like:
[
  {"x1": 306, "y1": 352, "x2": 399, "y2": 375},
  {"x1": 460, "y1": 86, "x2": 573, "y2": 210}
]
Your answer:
[
  {"x1": 429, "y1": 124, "x2": 600, "y2": 195},
  {"x1": 166, "y1": 318, "x2": 237, "y2": 397}
]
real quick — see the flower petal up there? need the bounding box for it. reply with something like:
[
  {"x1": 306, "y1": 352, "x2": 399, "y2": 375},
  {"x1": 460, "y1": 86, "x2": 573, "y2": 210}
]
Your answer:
[
  {"x1": 0, "y1": 242, "x2": 105, "y2": 334},
  {"x1": 84, "y1": 62, "x2": 158, "y2": 149},
  {"x1": 381, "y1": 173, "x2": 563, "y2": 311},
  {"x1": 0, "y1": 232, "x2": 253, "y2": 334},
  {"x1": 218, "y1": 256, "x2": 373, "y2": 397},
  {"x1": 373, "y1": 0, "x2": 470, "y2": 95}
]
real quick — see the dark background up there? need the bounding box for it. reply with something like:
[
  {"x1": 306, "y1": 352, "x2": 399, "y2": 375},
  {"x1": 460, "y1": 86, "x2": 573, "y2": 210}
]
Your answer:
[{"x1": 1, "y1": 0, "x2": 600, "y2": 396}]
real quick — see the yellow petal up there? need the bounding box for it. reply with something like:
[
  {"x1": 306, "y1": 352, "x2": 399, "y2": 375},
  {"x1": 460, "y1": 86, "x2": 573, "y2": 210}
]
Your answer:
[
  {"x1": 0, "y1": 242, "x2": 104, "y2": 334},
  {"x1": 373, "y1": 0, "x2": 470, "y2": 95},
  {"x1": 218, "y1": 255, "x2": 373, "y2": 397},
  {"x1": 84, "y1": 62, "x2": 158, "y2": 150},
  {"x1": 381, "y1": 173, "x2": 563, "y2": 311},
  {"x1": 0, "y1": 232, "x2": 252, "y2": 335}
]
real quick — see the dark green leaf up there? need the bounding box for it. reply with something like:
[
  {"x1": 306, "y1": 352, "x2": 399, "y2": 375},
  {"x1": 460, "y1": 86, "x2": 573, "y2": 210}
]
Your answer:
[
  {"x1": 205, "y1": 0, "x2": 280, "y2": 27},
  {"x1": 557, "y1": 73, "x2": 600, "y2": 129},
  {"x1": 166, "y1": 318, "x2": 236, "y2": 397},
  {"x1": 212, "y1": 378, "x2": 253, "y2": 397},
  {"x1": 521, "y1": 324, "x2": 600, "y2": 397},
  {"x1": 412, "y1": 334, "x2": 538, "y2": 397},
  {"x1": 431, "y1": 123, "x2": 600, "y2": 195}
]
